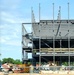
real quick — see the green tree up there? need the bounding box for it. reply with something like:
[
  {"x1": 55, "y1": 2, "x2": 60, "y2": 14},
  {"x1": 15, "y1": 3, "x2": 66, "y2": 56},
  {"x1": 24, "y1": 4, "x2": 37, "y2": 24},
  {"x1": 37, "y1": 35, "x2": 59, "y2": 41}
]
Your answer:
[
  {"x1": 0, "y1": 60, "x2": 1, "y2": 63},
  {"x1": 14, "y1": 59, "x2": 22, "y2": 64},
  {"x1": 0, "y1": 60, "x2": 2, "y2": 65},
  {"x1": 2, "y1": 58, "x2": 22, "y2": 64},
  {"x1": 2, "y1": 58, "x2": 14, "y2": 64}
]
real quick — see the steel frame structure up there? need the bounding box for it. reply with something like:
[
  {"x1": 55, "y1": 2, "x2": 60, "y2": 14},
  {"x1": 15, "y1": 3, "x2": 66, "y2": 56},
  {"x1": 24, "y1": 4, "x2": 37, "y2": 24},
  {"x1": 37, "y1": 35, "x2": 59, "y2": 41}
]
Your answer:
[{"x1": 22, "y1": 3, "x2": 74, "y2": 68}]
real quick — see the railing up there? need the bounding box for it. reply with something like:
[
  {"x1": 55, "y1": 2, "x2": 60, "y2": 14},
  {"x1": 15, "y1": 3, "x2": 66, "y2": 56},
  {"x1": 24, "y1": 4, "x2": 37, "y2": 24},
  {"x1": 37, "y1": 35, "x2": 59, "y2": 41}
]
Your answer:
[{"x1": 33, "y1": 48, "x2": 74, "y2": 53}]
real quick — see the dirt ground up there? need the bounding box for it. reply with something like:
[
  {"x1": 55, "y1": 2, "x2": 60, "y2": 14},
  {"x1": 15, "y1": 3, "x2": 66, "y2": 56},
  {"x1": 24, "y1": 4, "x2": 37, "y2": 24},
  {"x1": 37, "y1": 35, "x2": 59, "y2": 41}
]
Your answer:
[
  {"x1": 0, "y1": 72, "x2": 40, "y2": 75},
  {"x1": 0, "y1": 72, "x2": 74, "y2": 75}
]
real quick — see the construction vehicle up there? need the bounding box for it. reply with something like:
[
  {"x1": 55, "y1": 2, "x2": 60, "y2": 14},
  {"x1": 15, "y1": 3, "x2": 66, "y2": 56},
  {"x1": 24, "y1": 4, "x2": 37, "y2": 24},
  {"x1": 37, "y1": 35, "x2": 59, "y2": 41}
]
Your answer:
[{"x1": 18, "y1": 64, "x2": 30, "y2": 73}]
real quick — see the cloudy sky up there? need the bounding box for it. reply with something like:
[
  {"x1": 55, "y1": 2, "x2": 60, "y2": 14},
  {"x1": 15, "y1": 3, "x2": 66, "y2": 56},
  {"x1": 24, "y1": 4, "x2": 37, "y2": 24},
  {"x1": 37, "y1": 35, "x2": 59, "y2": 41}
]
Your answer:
[{"x1": 0, "y1": 0, "x2": 74, "y2": 60}]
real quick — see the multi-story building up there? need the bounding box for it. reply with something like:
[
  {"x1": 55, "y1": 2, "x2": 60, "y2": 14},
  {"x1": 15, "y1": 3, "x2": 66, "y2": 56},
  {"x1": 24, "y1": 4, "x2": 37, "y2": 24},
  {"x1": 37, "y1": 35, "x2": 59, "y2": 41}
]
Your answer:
[{"x1": 22, "y1": 4, "x2": 74, "y2": 67}]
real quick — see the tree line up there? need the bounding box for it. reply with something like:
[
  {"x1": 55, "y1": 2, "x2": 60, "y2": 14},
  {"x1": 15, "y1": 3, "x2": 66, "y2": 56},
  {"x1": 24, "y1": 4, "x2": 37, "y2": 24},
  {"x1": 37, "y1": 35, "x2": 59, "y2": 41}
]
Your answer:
[{"x1": 0, "y1": 58, "x2": 22, "y2": 64}]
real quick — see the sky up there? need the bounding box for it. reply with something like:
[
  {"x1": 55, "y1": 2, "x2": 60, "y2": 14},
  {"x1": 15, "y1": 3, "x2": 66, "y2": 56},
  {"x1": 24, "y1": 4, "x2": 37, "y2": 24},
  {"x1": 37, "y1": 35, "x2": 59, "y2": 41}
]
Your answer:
[{"x1": 0, "y1": 0, "x2": 74, "y2": 61}]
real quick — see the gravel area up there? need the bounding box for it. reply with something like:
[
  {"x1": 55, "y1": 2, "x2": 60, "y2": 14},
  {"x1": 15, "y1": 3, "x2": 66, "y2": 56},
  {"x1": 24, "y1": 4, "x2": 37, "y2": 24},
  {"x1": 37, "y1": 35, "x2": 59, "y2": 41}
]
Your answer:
[{"x1": 0, "y1": 72, "x2": 74, "y2": 75}]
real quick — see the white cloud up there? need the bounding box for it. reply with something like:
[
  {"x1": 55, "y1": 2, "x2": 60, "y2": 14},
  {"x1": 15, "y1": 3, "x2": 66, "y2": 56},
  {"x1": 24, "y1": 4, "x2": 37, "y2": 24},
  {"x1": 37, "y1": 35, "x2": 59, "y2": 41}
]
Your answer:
[
  {"x1": 0, "y1": 38, "x2": 6, "y2": 43},
  {"x1": 1, "y1": 11, "x2": 22, "y2": 23},
  {"x1": 0, "y1": 36, "x2": 10, "y2": 43},
  {"x1": 0, "y1": 25, "x2": 4, "y2": 29},
  {"x1": 0, "y1": 12, "x2": 31, "y2": 47},
  {"x1": 0, "y1": 36, "x2": 21, "y2": 46},
  {"x1": 1, "y1": 11, "x2": 16, "y2": 23},
  {"x1": 6, "y1": 40, "x2": 21, "y2": 46},
  {"x1": 0, "y1": 0, "x2": 21, "y2": 10},
  {"x1": 0, "y1": 24, "x2": 22, "y2": 47},
  {"x1": 2, "y1": 17, "x2": 16, "y2": 23},
  {"x1": 1, "y1": 11, "x2": 13, "y2": 18},
  {"x1": 1, "y1": 11, "x2": 31, "y2": 23},
  {"x1": 0, "y1": 0, "x2": 32, "y2": 59}
]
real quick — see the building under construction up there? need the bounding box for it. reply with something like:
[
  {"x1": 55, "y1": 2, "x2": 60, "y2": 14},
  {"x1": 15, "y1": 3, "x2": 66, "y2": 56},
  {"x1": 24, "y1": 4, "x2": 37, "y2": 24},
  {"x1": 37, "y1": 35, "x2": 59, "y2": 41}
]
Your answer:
[{"x1": 22, "y1": 3, "x2": 74, "y2": 67}]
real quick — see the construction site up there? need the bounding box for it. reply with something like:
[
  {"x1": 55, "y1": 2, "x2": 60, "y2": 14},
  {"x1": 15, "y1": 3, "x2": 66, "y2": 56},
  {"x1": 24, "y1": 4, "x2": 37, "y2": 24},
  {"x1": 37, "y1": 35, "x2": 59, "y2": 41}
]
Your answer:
[
  {"x1": 21, "y1": 2, "x2": 74, "y2": 74},
  {"x1": 0, "y1": 2, "x2": 74, "y2": 75}
]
